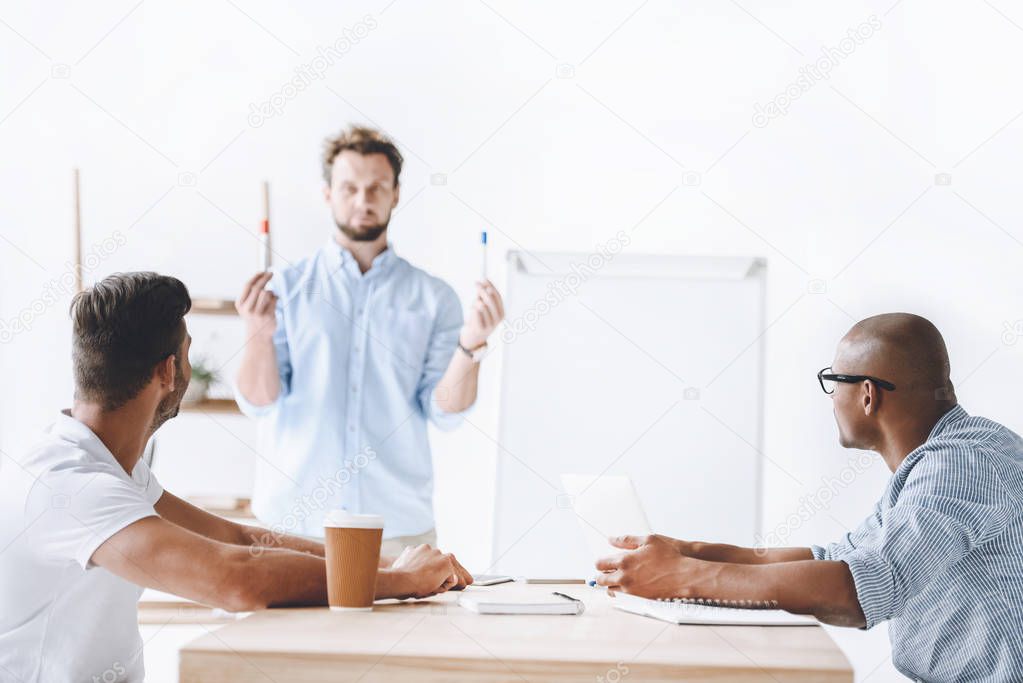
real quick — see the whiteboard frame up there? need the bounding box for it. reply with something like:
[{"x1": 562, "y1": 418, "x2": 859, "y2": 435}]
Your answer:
[{"x1": 490, "y1": 250, "x2": 768, "y2": 573}]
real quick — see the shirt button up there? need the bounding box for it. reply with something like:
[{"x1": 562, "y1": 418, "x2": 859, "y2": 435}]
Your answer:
[
  {"x1": 356, "y1": 309, "x2": 364, "y2": 315},
  {"x1": 351, "y1": 386, "x2": 358, "y2": 393},
  {"x1": 348, "y1": 425, "x2": 355, "y2": 432}
]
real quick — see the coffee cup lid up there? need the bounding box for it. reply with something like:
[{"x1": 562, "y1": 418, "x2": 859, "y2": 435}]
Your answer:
[{"x1": 323, "y1": 510, "x2": 384, "y2": 529}]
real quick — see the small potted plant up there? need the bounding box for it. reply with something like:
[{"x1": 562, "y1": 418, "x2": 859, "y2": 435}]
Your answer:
[{"x1": 183, "y1": 356, "x2": 219, "y2": 405}]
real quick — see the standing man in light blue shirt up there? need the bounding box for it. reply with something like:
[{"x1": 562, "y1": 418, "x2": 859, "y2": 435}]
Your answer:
[{"x1": 234, "y1": 126, "x2": 504, "y2": 555}]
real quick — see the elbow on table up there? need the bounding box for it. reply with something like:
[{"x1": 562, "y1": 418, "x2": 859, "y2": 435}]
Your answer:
[
  {"x1": 807, "y1": 559, "x2": 868, "y2": 628},
  {"x1": 815, "y1": 605, "x2": 867, "y2": 629}
]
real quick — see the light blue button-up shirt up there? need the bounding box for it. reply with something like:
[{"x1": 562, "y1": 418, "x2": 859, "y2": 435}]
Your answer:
[
  {"x1": 812, "y1": 405, "x2": 1023, "y2": 681},
  {"x1": 235, "y1": 239, "x2": 466, "y2": 538}
]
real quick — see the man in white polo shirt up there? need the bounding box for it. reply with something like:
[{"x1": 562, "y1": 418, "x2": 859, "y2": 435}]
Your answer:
[{"x1": 0, "y1": 272, "x2": 472, "y2": 682}]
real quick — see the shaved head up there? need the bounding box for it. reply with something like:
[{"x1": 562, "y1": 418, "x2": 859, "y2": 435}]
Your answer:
[
  {"x1": 829, "y1": 313, "x2": 956, "y2": 458},
  {"x1": 837, "y1": 313, "x2": 953, "y2": 398}
]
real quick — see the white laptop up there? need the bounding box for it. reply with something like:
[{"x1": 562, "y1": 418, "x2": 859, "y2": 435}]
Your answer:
[{"x1": 559, "y1": 474, "x2": 652, "y2": 566}]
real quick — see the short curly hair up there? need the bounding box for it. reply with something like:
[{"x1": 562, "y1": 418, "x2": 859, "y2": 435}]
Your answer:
[{"x1": 321, "y1": 125, "x2": 403, "y2": 187}]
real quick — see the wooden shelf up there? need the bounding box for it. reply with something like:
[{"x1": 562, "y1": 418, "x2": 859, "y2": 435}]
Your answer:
[
  {"x1": 187, "y1": 495, "x2": 253, "y2": 519},
  {"x1": 190, "y1": 298, "x2": 237, "y2": 316},
  {"x1": 180, "y1": 398, "x2": 241, "y2": 414}
]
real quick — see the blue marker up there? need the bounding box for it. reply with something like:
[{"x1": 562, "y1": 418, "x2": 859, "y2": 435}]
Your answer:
[{"x1": 480, "y1": 230, "x2": 488, "y2": 281}]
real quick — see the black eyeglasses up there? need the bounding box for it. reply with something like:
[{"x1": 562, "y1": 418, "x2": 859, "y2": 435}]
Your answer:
[{"x1": 817, "y1": 367, "x2": 896, "y2": 394}]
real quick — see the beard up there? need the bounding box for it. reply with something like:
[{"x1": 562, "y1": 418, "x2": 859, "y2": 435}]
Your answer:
[
  {"x1": 151, "y1": 359, "x2": 187, "y2": 433},
  {"x1": 335, "y1": 213, "x2": 390, "y2": 243}
]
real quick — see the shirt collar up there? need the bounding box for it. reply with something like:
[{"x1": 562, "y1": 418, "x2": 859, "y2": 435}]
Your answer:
[
  {"x1": 926, "y1": 404, "x2": 968, "y2": 441},
  {"x1": 323, "y1": 238, "x2": 397, "y2": 277},
  {"x1": 52, "y1": 409, "x2": 123, "y2": 472}
]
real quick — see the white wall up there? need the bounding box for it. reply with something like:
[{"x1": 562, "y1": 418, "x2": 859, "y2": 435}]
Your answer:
[{"x1": 2, "y1": 2, "x2": 1022, "y2": 680}]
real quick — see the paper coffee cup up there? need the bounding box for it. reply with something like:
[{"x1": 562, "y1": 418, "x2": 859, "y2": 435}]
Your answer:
[{"x1": 324, "y1": 511, "x2": 384, "y2": 612}]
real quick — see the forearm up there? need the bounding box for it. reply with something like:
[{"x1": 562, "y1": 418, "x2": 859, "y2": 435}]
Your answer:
[
  {"x1": 155, "y1": 493, "x2": 324, "y2": 556},
  {"x1": 239, "y1": 550, "x2": 416, "y2": 608},
  {"x1": 433, "y1": 350, "x2": 479, "y2": 413},
  {"x1": 238, "y1": 524, "x2": 325, "y2": 557},
  {"x1": 242, "y1": 548, "x2": 330, "y2": 608},
  {"x1": 696, "y1": 559, "x2": 865, "y2": 627},
  {"x1": 236, "y1": 331, "x2": 280, "y2": 406},
  {"x1": 241, "y1": 537, "x2": 393, "y2": 580},
  {"x1": 375, "y1": 569, "x2": 417, "y2": 599},
  {"x1": 685, "y1": 541, "x2": 813, "y2": 565}
]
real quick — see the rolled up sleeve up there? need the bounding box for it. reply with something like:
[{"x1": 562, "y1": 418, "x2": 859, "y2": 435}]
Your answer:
[
  {"x1": 812, "y1": 500, "x2": 882, "y2": 562},
  {"x1": 842, "y1": 547, "x2": 902, "y2": 629},
  {"x1": 818, "y1": 449, "x2": 1014, "y2": 629},
  {"x1": 417, "y1": 285, "x2": 470, "y2": 430}
]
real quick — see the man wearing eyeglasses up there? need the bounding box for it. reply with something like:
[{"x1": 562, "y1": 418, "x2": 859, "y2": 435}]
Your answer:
[{"x1": 594, "y1": 313, "x2": 1023, "y2": 681}]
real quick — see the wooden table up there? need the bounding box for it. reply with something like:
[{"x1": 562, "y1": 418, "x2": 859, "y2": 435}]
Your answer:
[{"x1": 179, "y1": 583, "x2": 852, "y2": 682}]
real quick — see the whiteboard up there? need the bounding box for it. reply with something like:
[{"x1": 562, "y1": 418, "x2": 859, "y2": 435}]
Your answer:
[{"x1": 491, "y1": 251, "x2": 766, "y2": 578}]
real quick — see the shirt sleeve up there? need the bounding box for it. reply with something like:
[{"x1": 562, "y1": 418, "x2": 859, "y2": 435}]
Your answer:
[
  {"x1": 235, "y1": 274, "x2": 293, "y2": 418},
  {"x1": 818, "y1": 446, "x2": 1016, "y2": 629},
  {"x1": 25, "y1": 464, "x2": 161, "y2": 570},
  {"x1": 416, "y1": 283, "x2": 468, "y2": 431},
  {"x1": 811, "y1": 500, "x2": 883, "y2": 561}
]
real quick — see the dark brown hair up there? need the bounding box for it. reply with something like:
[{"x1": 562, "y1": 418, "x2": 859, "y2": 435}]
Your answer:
[
  {"x1": 321, "y1": 125, "x2": 403, "y2": 186},
  {"x1": 70, "y1": 272, "x2": 191, "y2": 411}
]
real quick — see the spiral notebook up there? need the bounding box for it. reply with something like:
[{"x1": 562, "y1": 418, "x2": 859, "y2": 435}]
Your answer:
[{"x1": 612, "y1": 592, "x2": 816, "y2": 626}]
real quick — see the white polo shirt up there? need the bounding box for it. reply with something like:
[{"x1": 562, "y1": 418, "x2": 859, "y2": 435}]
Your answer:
[{"x1": 0, "y1": 412, "x2": 163, "y2": 683}]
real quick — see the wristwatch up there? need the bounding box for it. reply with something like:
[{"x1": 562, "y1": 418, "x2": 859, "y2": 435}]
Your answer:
[{"x1": 457, "y1": 341, "x2": 488, "y2": 362}]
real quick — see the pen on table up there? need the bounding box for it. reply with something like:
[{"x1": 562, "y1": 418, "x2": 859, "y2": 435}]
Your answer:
[
  {"x1": 260, "y1": 180, "x2": 271, "y2": 272},
  {"x1": 480, "y1": 230, "x2": 488, "y2": 281},
  {"x1": 552, "y1": 591, "x2": 582, "y2": 603}
]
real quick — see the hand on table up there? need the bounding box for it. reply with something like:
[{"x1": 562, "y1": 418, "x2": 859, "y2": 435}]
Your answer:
[
  {"x1": 389, "y1": 544, "x2": 474, "y2": 599},
  {"x1": 236, "y1": 272, "x2": 277, "y2": 339},
  {"x1": 594, "y1": 534, "x2": 699, "y2": 600},
  {"x1": 459, "y1": 280, "x2": 504, "y2": 350}
]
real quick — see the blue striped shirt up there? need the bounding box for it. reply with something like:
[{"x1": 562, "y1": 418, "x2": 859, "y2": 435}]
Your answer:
[{"x1": 812, "y1": 405, "x2": 1023, "y2": 682}]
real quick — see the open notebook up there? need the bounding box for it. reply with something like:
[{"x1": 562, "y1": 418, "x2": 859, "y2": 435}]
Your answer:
[{"x1": 612, "y1": 593, "x2": 817, "y2": 626}]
